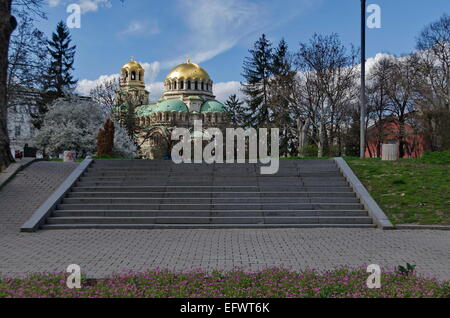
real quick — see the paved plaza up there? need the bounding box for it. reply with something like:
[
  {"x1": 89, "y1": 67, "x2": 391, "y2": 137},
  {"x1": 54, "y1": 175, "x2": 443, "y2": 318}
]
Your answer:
[{"x1": 0, "y1": 162, "x2": 449, "y2": 279}]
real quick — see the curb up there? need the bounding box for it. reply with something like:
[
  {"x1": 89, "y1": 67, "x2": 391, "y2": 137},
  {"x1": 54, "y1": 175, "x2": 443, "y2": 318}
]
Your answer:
[
  {"x1": 395, "y1": 224, "x2": 450, "y2": 231},
  {"x1": 333, "y1": 157, "x2": 394, "y2": 230},
  {"x1": 0, "y1": 158, "x2": 39, "y2": 191},
  {"x1": 20, "y1": 159, "x2": 93, "y2": 232}
]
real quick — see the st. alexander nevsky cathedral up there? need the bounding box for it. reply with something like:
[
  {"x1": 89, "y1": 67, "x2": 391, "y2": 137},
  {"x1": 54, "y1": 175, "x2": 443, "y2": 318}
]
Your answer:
[{"x1": 115, "y1": 58, "x2": 230, "y2": 159}]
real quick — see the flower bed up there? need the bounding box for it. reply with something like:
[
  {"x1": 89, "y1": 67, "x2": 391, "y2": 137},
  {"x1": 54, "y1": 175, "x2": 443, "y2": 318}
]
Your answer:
[{"x1": 1, "y1": 268, "x2": 448, "y2": 298}]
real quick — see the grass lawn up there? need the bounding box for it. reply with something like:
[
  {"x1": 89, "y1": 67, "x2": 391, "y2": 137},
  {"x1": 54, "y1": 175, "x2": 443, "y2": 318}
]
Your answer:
[
  {"x1": 0, "y1": 268, "x2": 448, "y2": 298},
  {"x1": 346, "y1": 153, "x2": 450, "y2": 225}
]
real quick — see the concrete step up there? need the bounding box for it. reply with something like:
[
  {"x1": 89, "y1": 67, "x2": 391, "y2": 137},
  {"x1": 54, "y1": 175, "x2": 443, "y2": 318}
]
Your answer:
[
  {"x1": 41, "y1": 223, "x2": 376, "y2": 230},
  {"x1": 53, "y1": 210, "x2": 369, "y2": 217},
  {"x1": 75, "y1": 181, "x2": 350, "y2": 187},
  {"x1": 56, "y1": 203, "x2": 364, "y2": 210},
  {"x1": 70, "y1": 186, "x2": 355, "y2": 193},
  {"x1": 33, "y1": 159, "x2": 379, "y2": 230},
  {"x1": 91, "y1": 160, "x2": 336, "y2": 166},
  {"x1": 61, "y1": 197, "x2": 360, "y2": 204},
  {"x1": 67, "y1": 192, "x2": 357, "y2": 198},
  {"x1": 79, "y1": 176, "x2": 346, "y2": 182},
  {"x1": 83, "y1": 171, "x2": 343, "y2": 177},
  {"x1": 46, "y1": 216, "x2": 374, "y2": 225}
]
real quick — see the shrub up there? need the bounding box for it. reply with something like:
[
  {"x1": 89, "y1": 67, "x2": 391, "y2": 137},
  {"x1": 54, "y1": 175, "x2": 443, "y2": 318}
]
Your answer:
[{"x1": 299, "y1": 144, "x2": 319, "y2": 157}]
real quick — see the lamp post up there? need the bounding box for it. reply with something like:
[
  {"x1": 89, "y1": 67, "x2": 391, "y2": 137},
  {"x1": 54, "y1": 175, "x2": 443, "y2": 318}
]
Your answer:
[{"x1": 360, "y1": 0, "x2": 366, "y2": 158}]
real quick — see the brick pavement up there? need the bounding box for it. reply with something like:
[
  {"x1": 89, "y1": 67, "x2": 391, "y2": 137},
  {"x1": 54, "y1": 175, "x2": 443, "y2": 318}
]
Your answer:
[{"x1": 0, "y1": 162, "x2": 449, "y2": 279}]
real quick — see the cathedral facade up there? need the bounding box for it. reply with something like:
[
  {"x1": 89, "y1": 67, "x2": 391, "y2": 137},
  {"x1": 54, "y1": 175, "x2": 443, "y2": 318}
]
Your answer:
[{"x1": 115, "y1": 59, "x2": 230, "y2": 159}]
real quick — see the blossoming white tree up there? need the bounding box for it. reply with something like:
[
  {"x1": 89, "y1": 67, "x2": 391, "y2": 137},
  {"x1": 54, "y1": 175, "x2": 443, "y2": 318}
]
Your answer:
[{"x1": 31, "y1": 96, "x2": 137, "y2": 158}]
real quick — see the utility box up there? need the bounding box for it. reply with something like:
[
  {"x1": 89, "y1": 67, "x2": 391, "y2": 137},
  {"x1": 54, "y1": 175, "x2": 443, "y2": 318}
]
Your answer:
[{"x1": 382, "y1": 144, "x2": 398, "y2": 161}]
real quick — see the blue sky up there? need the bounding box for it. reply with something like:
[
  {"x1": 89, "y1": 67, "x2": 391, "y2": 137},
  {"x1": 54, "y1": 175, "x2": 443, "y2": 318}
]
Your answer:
[{"x1": 36, "y1": 0, "x2": 449, "y2": 102}]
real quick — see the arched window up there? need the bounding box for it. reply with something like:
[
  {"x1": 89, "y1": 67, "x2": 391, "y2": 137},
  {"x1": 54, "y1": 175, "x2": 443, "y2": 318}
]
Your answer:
[
  {"x1": 173, "y1": 81, "x2": 177, "y2": 90},
  {"x1": 131, "y1": 71, "x2": 136, "y2": 80},
  {"x1": 180, "y1": 81, "x2": 184, "y2": 90},
  {"x1": 195, "y1": 81, "x2": 198, "y2": 90},
  {"x1": 206, "y1": 83, "x2": 209, "y2": 91},
  {"x1": 187, "y1": 80, "x2": 191, "y2": 90},
  {"x1": 138, "y1": 72, "x2": 142, "y2": 81},
  {"x1": 201, "y1": 82, "x2": 204, "y2": 90}
]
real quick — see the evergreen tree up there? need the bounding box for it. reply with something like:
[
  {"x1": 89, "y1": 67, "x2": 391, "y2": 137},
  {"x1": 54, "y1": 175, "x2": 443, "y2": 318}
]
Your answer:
[
  {"x1": 345, "y1": 110, "x2": 361, "y2": 157},
  {"x1": 224, "y1": 94, "x2": 246, "y2": 127},
  {"x1": 271, "y1": 39, "x2": 292, "y2": 77},
  {"x1": 44, "y1": 21, "x2": 77, "y2": 96},
  {"x1": 32, "y1": 21, "x2": 77, "y2": 128},
  {"x1": 241, "y1": 34, "x2": 273, "y2": 128}
]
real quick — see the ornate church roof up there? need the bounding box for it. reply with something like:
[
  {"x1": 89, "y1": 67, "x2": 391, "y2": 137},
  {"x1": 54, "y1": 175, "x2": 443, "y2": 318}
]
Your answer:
[
  {"x1": 165, "y1": 60, "x2": 211, "y2": 81},
  {"x1": 200, "y1": 100, "x2": 226, "y2": 113},
  {"x1": 122, "y1": 59, "x2": 144, "y2": 71},
  {"x1": 155, "y1": 99, "x2": 189, "y2": 113}
]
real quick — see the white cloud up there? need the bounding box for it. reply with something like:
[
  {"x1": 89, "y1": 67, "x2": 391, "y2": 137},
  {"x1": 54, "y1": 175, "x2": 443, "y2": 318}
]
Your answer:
[
  {"x1": 141, "y1": 61, "x2": 161, "y2": 83},
  {"x1": 48, "y1": 0, "x2": 60, "y2": 7},
  {"x1": 76, "y1": 73, "x2": 119, "y2": 96},
  {"x1": 213, "y1": 81, "x2": 243, "y2": 104},
  {"x1": 145, "y1": 82, "x2": 165, "y2": 103},
  {"x1": 365, "y1": 53, "x2": 396, "y2": 73},
  {"x1": 162, "y1": 0, "x2": 267, "y2": 68},
  {"x1": 78, "y1": 0, "x2": 111, "y2": 13},
  {"x1": 119, "y1": 20, "x2": 160, "y2": 37},
  {"x1": 48, "y1": 0, "x2": 111, "y2": 13},
  {"x1": 161, "y1": 0, "x2": 316, "y2": 68}
]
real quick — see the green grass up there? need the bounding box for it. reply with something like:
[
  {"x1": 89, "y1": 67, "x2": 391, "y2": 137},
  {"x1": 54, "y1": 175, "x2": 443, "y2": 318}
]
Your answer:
[
  {"x1": 346, "y1": 152, "x2": 450, "y2": 225},
  {"x1": 281, "y1": 156, "x2": 332, "y2": 160},
  {"x1": 47, "y1": 158, "x2": 85, "y2": 163}
]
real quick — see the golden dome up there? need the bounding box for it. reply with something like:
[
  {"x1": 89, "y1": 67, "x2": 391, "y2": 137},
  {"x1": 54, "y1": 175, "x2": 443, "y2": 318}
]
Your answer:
[
  {"x1": 165, "y1": 60, "x2": 211, "y2": 81},
  {"x1": 122, "y1": 60, "x2": 144, "y2": 71}
]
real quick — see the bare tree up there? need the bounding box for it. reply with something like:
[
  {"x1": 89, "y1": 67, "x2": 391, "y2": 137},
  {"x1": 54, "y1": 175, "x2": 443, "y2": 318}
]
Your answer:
[
  {"x1": 383, "y1": 55, "x2": 421, "y2": 158},
  {"x1": 414, "y1": 14, "x2": 450, "y2": 151},
  {"x1": 416, "y1": 13, "x2": 450, "y2": 110},
  {"x1": 366, "y1": 56, "x2": 392, "y2": 157},
  {"x1": 295, "y1": 33, "x2": 359, "y2": 157},
  {"x1": 0, "y1": 0, "x2": 44, "y2": 170},
  {"x1": 7, "y1": 11, "x2": 47, "y2": 126},
  {"x1": 89, "y1": 77, "x2": 120, "y2": 116}
]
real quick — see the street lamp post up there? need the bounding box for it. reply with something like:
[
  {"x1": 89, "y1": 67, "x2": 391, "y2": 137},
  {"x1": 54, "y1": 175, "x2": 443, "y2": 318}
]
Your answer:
[{"x1": 360, "y1": 0, "x2": 366, "y2": 158}]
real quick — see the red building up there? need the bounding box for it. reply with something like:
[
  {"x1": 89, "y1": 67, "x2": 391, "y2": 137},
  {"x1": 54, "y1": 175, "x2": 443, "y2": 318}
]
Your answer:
[{"x1": 365, "y1": 117, "x2": 426, "y2": 158}]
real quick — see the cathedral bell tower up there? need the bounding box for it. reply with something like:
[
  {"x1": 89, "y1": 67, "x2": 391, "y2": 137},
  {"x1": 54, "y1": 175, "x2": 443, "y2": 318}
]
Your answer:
[{"x1": 116, "y1": 58, "x2": 150, "y2": 106}]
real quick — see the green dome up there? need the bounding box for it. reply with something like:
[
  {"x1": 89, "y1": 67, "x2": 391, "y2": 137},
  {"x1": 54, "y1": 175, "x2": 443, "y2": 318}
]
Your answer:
[
  {"x1": 201, "y1": 100, "x2": 226, "y2": 113},
  {"x1": 135, "y1": 104, "x2": 156, "y2": 117},
  {"x1": 155, "y1": 99, "x2": 189, "y2": 113}
]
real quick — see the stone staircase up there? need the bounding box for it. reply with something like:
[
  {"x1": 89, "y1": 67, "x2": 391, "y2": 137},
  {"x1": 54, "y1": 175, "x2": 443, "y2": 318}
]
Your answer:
[{"x1": 41, "y1": 160, "x2": 376, "y2": 229}]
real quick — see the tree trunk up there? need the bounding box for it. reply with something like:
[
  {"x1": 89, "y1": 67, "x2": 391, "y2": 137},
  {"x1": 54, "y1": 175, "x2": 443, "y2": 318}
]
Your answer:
[
  {"x1": 0, "y1": 0, "x2": 16, "y2": 171},
  {"x1": 398, "y1": 117, "x2": 406, "y2": 158},
  {"x1": 297, "y1": 117, "x2": 305, "y2": 157},
  {"x1": 318, "y1": 118, "x2": 324, "y2": 158}
]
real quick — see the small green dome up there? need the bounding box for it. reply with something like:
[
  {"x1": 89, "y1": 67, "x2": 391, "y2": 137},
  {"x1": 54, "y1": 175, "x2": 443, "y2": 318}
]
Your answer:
[
  {"x1": 135, "y1": 104, "x2": 157, "y2": 117},
  {"x1": 201, "y1": 100, "x2": 226, "y2": 113},
  {"x1": 155, "y1": 99, "x2": 189, "y2": 113}
]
